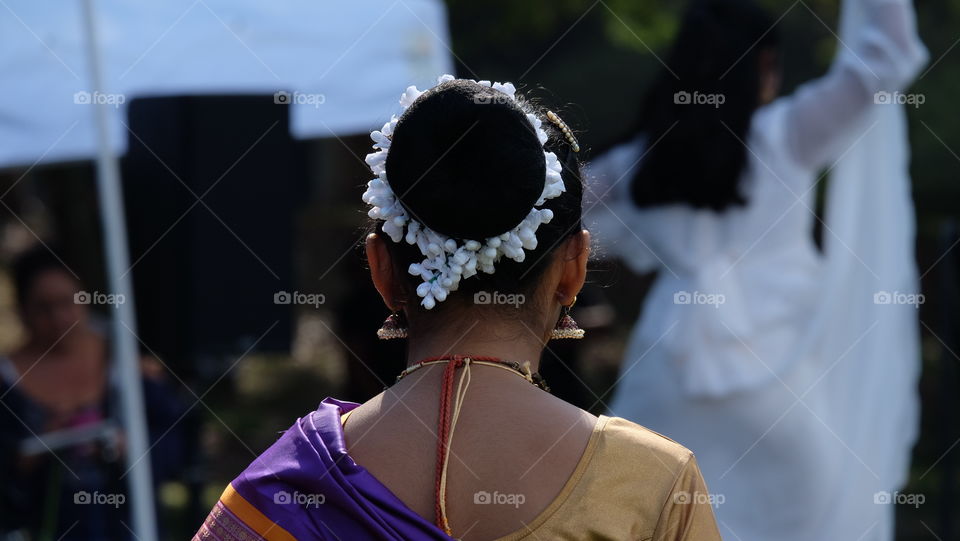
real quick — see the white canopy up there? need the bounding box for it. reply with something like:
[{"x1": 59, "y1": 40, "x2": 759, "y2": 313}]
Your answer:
[{"x1": 0, "y1": 0, "x2": 454, "y2": 167}]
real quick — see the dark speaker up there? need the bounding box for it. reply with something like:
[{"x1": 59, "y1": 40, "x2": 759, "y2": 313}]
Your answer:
[{"x1": 121, "y1": 95, "x2": 302, "y2": 372}]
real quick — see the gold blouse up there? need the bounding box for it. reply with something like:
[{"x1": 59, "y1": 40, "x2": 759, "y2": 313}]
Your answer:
[
  {"x1": 493, "y1": 415, "x2": 722, "y2": 541},
  {"x1": 342, "y1": 411, "x2": 722, "y2": 540}
]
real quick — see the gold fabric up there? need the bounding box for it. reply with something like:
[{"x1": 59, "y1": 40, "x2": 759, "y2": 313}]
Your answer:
[
  {"x1": 341, "y1": 411, "x2": 721, "y2": 540},
  {"x1": 495, "y1": 416, "x2": 723, "y2": 541}
]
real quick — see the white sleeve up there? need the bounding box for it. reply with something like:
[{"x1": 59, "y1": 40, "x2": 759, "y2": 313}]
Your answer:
[{"x1": 781, "y1": 0, "x2": 927, "y2": 170}]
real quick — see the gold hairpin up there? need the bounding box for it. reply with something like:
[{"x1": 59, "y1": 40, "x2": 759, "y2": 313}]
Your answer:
[{"x1": 545, "y1": 110, "x2": 580, "y2": 153}]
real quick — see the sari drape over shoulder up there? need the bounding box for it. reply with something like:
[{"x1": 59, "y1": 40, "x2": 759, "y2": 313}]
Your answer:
[
  {"x1": 194, "y1": 398, "x2": 452, "y2": 541},
  {"x1": 195, "y1": 398, "x2": 721, "y2": 541}
]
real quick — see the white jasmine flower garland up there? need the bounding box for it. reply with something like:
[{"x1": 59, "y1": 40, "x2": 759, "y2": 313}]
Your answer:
[{"x1": 362, "y1": 74, "x2": 566, "y2": 309}]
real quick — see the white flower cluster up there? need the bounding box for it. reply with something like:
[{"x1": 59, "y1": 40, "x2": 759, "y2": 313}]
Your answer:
[{"x1": 362, "y1": 74, "x2": 566, "y2": 309}]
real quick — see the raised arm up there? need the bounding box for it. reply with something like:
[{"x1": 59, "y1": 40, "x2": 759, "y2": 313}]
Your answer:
[{"x1": 781, "y1": 0, "x2": 926, "y2": 169}]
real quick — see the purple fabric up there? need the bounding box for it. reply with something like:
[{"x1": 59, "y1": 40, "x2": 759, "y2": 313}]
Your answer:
[{"x1": 231, "y1": 398, "x2": 453, "y2": 540}]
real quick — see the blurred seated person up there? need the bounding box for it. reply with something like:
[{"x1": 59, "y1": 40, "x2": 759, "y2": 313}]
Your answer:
[{"x1": 0, "y1": 244, "x2": 187, "y2": 540}]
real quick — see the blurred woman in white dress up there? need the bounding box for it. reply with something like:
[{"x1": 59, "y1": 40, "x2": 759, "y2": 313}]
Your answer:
[{"x1": 588, "y1": 0, "x2": 927, "y2": 539}]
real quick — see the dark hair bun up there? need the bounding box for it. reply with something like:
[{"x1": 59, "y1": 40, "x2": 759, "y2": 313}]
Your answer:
[
  {"x1": 385, "y1": 80, "x2": 546, "y2": 240},
  {"x1": 373, "y1": 78, "x2": 584, "y2": 309}
]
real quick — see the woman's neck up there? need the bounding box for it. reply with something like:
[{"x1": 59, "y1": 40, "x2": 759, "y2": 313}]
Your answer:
[{"x1": 405, "y1": 319, "x2": 550, "y2": 372}]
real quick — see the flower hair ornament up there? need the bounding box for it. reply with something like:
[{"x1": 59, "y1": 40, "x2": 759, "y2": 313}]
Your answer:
[{"x1": 362, "y1": 74, "x2": 568, "y2": 310}]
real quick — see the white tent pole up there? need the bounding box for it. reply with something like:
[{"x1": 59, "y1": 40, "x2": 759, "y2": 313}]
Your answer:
[{"x1": 79, "y1": 1, "x2": 158, "y2": 540}]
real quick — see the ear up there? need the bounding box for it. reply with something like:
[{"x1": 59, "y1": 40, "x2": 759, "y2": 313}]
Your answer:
[
  {"x1": 366, "y1": 233, "x2": 403, "y2": 312},
  {"x1": 555, "y1": 230, "x2": 590, "y2": 306}
]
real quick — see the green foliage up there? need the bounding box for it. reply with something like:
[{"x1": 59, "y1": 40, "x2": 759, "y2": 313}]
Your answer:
[{"x1": 600, "y1": 0, "x2": 681, "y2": 52}]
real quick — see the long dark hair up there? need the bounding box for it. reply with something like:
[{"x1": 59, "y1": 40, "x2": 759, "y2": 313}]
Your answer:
[{"x1": 628, "y1": 0, "x2": 780, "y2": 211}]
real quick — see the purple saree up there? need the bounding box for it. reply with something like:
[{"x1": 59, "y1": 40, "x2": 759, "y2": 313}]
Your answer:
[{"x1": 194, "y1": 398, "x2": 453, "y2": 541}]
